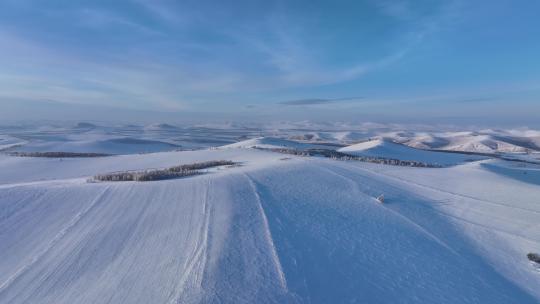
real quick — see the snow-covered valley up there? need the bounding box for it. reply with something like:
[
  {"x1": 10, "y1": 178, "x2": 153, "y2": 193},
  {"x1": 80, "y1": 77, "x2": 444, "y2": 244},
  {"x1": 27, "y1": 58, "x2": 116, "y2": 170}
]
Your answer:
[{"x1": 1, "y1": 125, "x2": 540, "y2": 303}]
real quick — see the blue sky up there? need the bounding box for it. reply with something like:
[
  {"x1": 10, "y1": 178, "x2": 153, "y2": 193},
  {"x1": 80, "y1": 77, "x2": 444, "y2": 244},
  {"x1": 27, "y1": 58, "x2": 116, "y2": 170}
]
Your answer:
[{"x1": 1, "y1": 0, "x2": 539, "y2": 124}]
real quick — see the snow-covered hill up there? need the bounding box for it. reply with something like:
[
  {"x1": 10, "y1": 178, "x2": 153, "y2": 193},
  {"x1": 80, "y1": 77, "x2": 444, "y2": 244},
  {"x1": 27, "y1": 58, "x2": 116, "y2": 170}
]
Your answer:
[
  {"x1": 439, "y1": 133, "x2": 530, "y2": 153},
  {"x1": 4, "y1": 123, "x2": 540, "y2": 156},
  {"x1": 338, "y1": 138, "x2": 486, "y2": 166},
  {"x1": 241, "y1": 128, "x2": 540, "y2": 156},
  {"x1": 0, "y1": 135, "x2": 26, "y2": 151},
  {"x1": 0, "y1": 146, "x2": 539, "y2": 303},
  {"x1": 397, "y1": 131, "x2": 538, "y2": 154},
  {"x1": 11, "y1": 137, "x2": 181, "y2": 155},
  {"x1": 222, "y1": 137, "x2": 340, "y2": 150},
  {"x1": 144, "y1": 123, "x2": 179, "y2": 131}
]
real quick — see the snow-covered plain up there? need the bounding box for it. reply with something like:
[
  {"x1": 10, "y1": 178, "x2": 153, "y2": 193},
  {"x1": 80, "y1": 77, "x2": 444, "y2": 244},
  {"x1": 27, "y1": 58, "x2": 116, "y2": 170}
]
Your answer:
[
  {"x1": 1, "y1": 126, "x2": 540, "y2": 303},
  {"x1": 0, "y1": 122, "x2": 260, "y2": 155}
]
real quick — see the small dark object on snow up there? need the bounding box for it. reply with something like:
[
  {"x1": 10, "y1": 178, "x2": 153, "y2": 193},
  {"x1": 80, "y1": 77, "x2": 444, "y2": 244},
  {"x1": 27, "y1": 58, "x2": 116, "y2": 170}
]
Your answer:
[{"x1": 528, "y1": 253, "x2": 540, "y2": 264}]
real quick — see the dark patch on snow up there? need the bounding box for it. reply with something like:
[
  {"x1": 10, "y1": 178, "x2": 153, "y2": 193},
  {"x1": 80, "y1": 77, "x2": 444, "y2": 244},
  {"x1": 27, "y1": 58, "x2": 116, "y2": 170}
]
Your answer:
[
  {"x1": 75, "y1": 122, "x2": 97, "y2": 129},
  {"x1": 9, "y1": 151, "x2": 112, "y2": 158},
  {"x1": 528, "y1": 253, "x2": 540, "y2": 264}
]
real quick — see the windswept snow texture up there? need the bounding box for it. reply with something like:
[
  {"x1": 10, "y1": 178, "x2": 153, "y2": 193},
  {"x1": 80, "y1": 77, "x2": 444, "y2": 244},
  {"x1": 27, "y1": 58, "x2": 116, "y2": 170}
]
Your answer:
[
  {"x1": 339, "y1": 139, "x2": 486, "y2": 166},
  {"x1": 0, "y1": 145, "x2": 539, "y2": 303}
]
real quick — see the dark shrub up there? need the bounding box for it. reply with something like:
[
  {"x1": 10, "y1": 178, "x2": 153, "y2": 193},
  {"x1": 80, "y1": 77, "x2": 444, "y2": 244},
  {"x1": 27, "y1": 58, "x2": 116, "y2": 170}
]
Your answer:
[
  {"x1": 528, "y1": 253, "x2": 540, "y2": 264},
  {"x1": 93, "y1": 160, "x2": 236, "y2": 182}
]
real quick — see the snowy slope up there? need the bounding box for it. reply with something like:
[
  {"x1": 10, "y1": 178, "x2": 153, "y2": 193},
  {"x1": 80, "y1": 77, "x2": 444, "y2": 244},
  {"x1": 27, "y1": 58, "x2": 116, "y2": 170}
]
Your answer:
[
  {"x1": 356, "y1": 159, "x2": 540, "y2": 300},
  {"x1": 0, "y1": 149, "x2": 280, "y2": 185},
  {"x1": 400, "y1": 133, "x2": 450, "y2": 149},
  {"x1": 144, "y1": 123, "x2": 179, "y2": 131},
  {"x1": 288, "y1": 131, "x2": 367, "y2": 143},
  {"x1": 11, "y1": 137, "x2": 181, "y2": 155},
  {"x1": 441, "y1": 134, "x2": 530, "y2": 153},
  {"x1": 0, "y1": 135, "x2": 26, "y2": 151},
  {"x1": 222, "y1": 137, "x2": 338, "y2": 150},
  {"x1": 0, "y1": 147, "x2": 539, "y2": 303},
  {"x1": 397, "y1": 131, "x2": 538, "y2": 154},
  {"x1": 339, "y1": 138, "x2": 486, "y2": 165},
  {"x1": 480, "y1": 160, "x2": 540, "y2": 185},
  {"x1": 0, "y1": 123, "x2": 249, "y2": 155}
]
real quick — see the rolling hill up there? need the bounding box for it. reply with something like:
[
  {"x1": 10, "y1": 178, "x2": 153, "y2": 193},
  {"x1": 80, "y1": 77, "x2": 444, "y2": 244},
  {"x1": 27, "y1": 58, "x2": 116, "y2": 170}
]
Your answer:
[{"x1": 0, "y1": 144, "x2": 538, "y2": 303}]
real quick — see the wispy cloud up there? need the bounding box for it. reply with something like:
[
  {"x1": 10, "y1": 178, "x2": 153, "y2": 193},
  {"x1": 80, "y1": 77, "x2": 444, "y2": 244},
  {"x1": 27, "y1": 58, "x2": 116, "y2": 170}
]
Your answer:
[
  {"x1": 76, "y1": 8, "x2": 163, "y2": 36},
  {"x1": 1, "y1": 0, "x2": 507, "y2": 120},
  {"x1": 375, "y1": 0, "x2": 415, "y2": 20},
  {"x1": 132, "y1": 0, "x2": 186, "y2": 26},
  {"x1": 453, "y1": 97, "x2": 497, "y2": 103},
  {"x1": 0, "y1": 0, "x2": 436, "y2": 106},
  {"x1": 279, "y1": 97, "x2": 363, "y2": 106}
]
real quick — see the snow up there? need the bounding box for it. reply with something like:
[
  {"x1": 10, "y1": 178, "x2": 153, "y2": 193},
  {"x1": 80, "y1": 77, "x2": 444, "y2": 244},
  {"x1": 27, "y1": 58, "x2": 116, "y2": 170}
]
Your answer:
[
  {"x1": 12, "y1": 137, "x2": 181, "y2": 155},
  {"x1": 398, "y1": 131, "x2": 538, "y2": 154},
  {"x1": 0, "y1": 135, "x2": 26, "y2": 151},
  {"x1": 0, "y1": 149, "x2": 279, "y2": 185},
  {"x1": 144, "y1": 123, "x2": 179, "y2": 131},
  {"x1": 1, "y1": 123, "x2": 540, "y2": 303},
  {"x1": 0, "y1": 124, "x2": 248, "y2": 155},
  {"x1": 222, "y1": 136, "x2": 339, "y2": 150},
  {"x1": 4, "y1": 123, "x2": 540, "y2": 156},
  {"x1": 288, "y1": 131, "x2": 367, "y2": 143},
  {"x1": 400, "y1": 133, "x2": 450, "y2": 149},
  {"x1": 441, "y1": 134, "x2": 530, "y2": 153},
  {"x1": 356, "y1": 159, "x2": 540, "y2": 300},
  {"x1": 481, "y1": 160, "x2": 540, "y2": 185},
  {"x1": 73, "y1": 122, "x2": 98, "y2": 129},
  {"x1": 338, "y1": 138, "x2": 486, "y2": 165},
  {"x1": 0, "y1": 144, "x2": 539, "y2": 303}
]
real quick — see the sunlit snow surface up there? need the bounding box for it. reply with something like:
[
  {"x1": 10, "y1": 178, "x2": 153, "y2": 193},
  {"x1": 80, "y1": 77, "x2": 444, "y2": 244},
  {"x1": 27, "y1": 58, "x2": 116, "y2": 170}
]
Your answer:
[{"x1": 0, "y1": 123, "x2": 539, "y2": 303}]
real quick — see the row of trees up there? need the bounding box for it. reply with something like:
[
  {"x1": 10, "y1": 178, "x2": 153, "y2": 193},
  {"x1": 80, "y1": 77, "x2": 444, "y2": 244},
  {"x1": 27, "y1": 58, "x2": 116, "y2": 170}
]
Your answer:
[
  {"x1": 257, "y1": 147, "x2": 443, "y2": 168},
  {"x1": 10, "y1": 151, "x2": 110, "y2": 158},
  {"x1": 93, "y1": 160, "x2": 236, "y2": 182}
]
